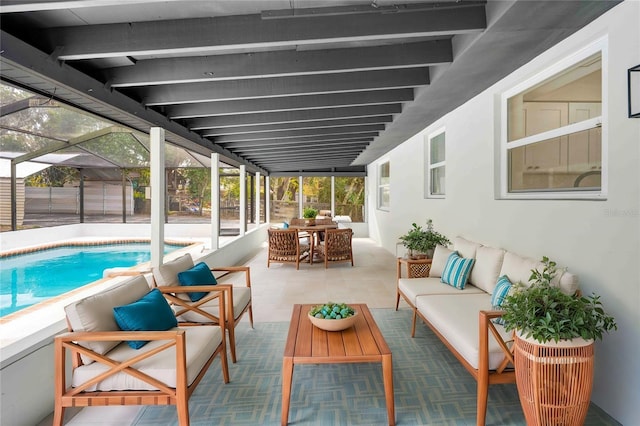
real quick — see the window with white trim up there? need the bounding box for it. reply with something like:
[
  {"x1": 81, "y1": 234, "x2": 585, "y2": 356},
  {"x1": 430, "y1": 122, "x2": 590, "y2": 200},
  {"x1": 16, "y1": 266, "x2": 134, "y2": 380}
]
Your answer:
[
  {"x1": 425, "y1": 129, "x2": 445, "y2": 198},
  {"x1": 378, "y1": 161, "x2": 390, "y2": 210},
  {"x1": 501, "y1": 40, "x2": 606, "y2": 199}
]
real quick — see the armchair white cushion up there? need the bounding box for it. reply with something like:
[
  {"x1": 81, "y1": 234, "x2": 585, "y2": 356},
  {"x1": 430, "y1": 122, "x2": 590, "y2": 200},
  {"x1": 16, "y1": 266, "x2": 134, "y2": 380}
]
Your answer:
[
  {"x1": 153, "y1": 254, "x2": 194, "y2": 287},
  {"x1": 64, "y1": 275, "x2": 151, "y2": 365}
]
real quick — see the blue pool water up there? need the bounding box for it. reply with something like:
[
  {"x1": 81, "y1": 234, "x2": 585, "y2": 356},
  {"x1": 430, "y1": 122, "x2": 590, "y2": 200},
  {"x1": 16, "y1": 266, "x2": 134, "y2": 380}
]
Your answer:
[{"x1": 0, "y1": 243, "x2": 185, "y2": 317}]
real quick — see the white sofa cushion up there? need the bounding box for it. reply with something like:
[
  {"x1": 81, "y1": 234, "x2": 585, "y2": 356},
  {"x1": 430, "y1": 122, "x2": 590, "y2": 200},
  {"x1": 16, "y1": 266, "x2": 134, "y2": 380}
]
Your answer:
[
  {"x1": 499, "y1": 251, "x2": 579, "y2": 296},
  {"x1": 415, "y1": 293, "x2": 513, "y2": 370},
  {"x1": 469, "y1": 246, "x2": 506, "y2": 294},
  {"x1": 178, "y1": 286, "x2": 251, "y2": 323},
  {"x1": 430, "y1": 245, "x2": 455, "y2": 278},
  {"x1": 399, "y1": 277, "x2": 485, "y2": 306},
  {"x1": 552, "y1": 269, "x2": 579, "y2": 295},
  {"x1": 65, "y1": 275, "x2": 151, "y2": 365},
  {"x1": 499, "y1": 251, "x2": 541, "y2": 286},
  {"x1": 72, "y1": 325, "x2": 221, "y2": 391},
  {"x1": 453, "y1": 236, "x2": 482, "y2": 259},
  {"x1": 153, "y1": 253, "x2": 194, "y2": 287}
]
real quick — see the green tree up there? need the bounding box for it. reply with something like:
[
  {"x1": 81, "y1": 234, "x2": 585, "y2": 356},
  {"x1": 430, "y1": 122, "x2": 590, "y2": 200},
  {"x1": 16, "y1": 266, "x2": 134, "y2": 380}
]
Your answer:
[
  {"x1": 26, "y1": 166, "x2": 78, "y2": 187},
  {"x1": 181, "y1": 168, "x2": 211, "y2": 215},
  {"x1": 271, "y1": 177, "x2": 298, "y2": 201}
]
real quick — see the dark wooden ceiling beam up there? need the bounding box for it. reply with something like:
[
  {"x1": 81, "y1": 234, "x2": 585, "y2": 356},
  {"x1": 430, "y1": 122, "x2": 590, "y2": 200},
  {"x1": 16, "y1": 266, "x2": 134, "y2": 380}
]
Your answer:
[
  {"x1": 165, "y1": 90, "x2": 412, "y2": 118},
  {"x1": 200, "y1": 116, "x2": 392, "y2": 135},
  {"x1": 105, "y1": 41, "x2": 451, "y2": 87},
  {"x1": 221, "y1": 137, "x2": 374, "y2": 150},
  {"x1": 234, "y1": 141, "x2": 370, "y2": 155},
  {"x1": 138, "y1": 68, "x2": 428, "y2": 106},
  {"x1": 243, "y1": 149, "x2": 366, "y2": 161},
  {"x1": 183, "y1": 104, "x2": 401, "y2": 129},
  {"x1": 210, "y1": 125, "x2": 383, "y2": 143},
  {"x1": 256, "y1": 159, "x2": 356, "y2": 169},
  {"x1": 49, "y1": 5, "x2": 486, "y2": 60}
]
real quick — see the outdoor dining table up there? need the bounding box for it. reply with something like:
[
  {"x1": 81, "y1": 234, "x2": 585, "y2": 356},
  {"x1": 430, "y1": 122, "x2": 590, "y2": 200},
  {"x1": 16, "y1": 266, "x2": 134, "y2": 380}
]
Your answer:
[{"x1": 288, "y1": 223, "x2": 338, "y2": 264}]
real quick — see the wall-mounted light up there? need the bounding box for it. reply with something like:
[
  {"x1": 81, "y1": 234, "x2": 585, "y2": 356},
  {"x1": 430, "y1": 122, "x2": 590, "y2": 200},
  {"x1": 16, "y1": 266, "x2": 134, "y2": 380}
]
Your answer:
[{"x1": 628, "y1": 64, "x2": 640, "y2": 118}]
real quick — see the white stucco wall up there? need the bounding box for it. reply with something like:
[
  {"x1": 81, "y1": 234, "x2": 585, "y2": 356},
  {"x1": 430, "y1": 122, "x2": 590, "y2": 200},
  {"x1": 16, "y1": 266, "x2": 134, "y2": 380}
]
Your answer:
[{"x1": 368, "y1": 2, "x2": 640, "y2": 424}]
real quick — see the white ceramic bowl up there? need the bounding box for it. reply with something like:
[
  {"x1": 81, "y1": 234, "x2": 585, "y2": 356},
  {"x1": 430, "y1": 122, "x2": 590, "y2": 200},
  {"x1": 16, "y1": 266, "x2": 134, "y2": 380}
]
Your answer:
[{"x1": 308, "y1": 310, "x2": 358, "y2": 331}]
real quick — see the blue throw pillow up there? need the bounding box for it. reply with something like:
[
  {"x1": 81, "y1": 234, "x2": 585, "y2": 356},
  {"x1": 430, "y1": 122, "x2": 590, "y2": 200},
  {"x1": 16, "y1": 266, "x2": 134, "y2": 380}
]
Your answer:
[
  {"x1": 113, "y1": 288, "x2": 178, "y2": 349},
  {"x1": 177, "y1": 262, "x2": 217, "y2": 302},
  {"x1": 491, "y1": 275, "x2": 513, "y2": 325},
  {"x1": 441, "y1": 252, "x2": 475, "y2": 289}
]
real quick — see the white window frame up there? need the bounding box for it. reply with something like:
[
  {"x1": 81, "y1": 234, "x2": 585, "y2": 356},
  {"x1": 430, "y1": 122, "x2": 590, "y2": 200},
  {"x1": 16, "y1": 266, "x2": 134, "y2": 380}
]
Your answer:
[
  {"x1": 499, "y1": 37, "x2": 608, "y2": 200},
  {"x1": 377, "y1": 160, "x2": 390, "y2": 211},
  {"x1": 425, "y1": 127, "x2": 446, "y2": 199}
]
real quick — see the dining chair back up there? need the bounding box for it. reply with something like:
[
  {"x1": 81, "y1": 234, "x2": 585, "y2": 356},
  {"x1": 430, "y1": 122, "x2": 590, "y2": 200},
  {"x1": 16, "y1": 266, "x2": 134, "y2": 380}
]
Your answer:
[
  {"x1": 317, "y1": 228, "x2": 354, "y2": 268},
  {"x1": 314, "y1": 217, "x2": 335, "y2": 242},
  {"x1": 267, "y1": 228, "x2": 310, "y2": 270}
]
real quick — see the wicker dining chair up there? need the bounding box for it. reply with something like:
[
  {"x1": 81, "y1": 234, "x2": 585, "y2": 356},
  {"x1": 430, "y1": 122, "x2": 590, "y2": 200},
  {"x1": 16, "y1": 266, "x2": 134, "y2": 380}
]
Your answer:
[
  {"x1": 316, "y1": 228, "x2": 354, "y2": 268},
  {"x1": 289, "y1": 217, "x2": 311, "y2": 244},
  {"x1": 314, "y1": 217, "x2": 335, "y2": 242},
  {"x1": 267, "y1": 228, "x2": 310, "y2": 270}
]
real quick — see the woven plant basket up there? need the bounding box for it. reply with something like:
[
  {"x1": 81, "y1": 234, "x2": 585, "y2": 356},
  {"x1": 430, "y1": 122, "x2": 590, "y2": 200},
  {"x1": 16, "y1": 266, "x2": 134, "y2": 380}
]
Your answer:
[{"x1": 514, "y1": 333, "x2": 594, "y2": 426}]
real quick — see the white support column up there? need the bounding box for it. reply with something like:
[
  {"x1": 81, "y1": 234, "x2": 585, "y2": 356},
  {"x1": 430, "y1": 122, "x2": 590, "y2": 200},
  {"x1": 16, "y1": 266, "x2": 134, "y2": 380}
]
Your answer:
[
  {"x1": 150, "y1": 127, "x2": 165, "y2": 270},
  {"x1": 239, "y1": 165, "x2": 246, "y2": 236},
  {"x1": 331, "y1": 176, "x2": 336, "y2": 216},
  {"x1": 265, "y1": 175, "x2": 271, "y2": 224},
  {"x1": 298, "y1": 175, "x2": 303, "y2": 218},
  {"x1": 255, "y1": 172, "x2": 261, "y2": 225},
  {"x1": 210, "y1": 153, "x2": 220, "y2": 250},
  {"x1": 363, "y1": 176, "x2": 368, "y2": 223}
]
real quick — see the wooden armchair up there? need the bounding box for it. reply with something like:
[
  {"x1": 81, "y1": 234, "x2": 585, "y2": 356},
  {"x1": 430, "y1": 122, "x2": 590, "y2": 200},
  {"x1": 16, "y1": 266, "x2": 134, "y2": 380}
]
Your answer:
[
  {"x1": 54, "y1": 275, "x2": 229, "y2": 426},
  {"x1": 316, "y1": 228, "x2": 354, "y2": 268},
  {"x1": 152, "y1": 253, "x2": 253, "y2": 364},
  {"x1": 267, "y1": 228, "x2": 310, "y2": 270}
]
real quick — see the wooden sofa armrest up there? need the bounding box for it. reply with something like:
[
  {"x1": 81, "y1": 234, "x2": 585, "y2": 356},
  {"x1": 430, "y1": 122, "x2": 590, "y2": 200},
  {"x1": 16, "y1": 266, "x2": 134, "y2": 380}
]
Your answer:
[
  {"x1": 158, "y1": 287, "x2": 227, "y2": 327},
  {"x1": 478, "y1": 310, "x2": 514, "y2": 372},
  {"x1": 55, "y1": 329, "x2": 188, "y2": 396},
  {"x1": 209, "y1": 266, "x2": 251, "y2": 288}
]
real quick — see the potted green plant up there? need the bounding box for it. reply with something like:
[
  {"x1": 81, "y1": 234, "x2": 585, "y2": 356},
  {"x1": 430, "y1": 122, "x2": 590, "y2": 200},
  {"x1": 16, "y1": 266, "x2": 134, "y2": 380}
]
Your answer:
[
  {"x1": 500, "y1": 256, "x2": 617, "y2": 426},
  {"x1": 302, "y1": 207, "x2": 318, "y2": 225},
  {"x1": 399, "y1": 219, "x2": 450, "y2": 259}
]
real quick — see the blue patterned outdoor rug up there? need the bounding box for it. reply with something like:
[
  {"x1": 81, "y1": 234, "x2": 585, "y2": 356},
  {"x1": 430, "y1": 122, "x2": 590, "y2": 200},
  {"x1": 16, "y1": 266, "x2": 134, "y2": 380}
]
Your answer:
[{"x1": 133, "y1": 308, "x2": 618, "y2": 426}]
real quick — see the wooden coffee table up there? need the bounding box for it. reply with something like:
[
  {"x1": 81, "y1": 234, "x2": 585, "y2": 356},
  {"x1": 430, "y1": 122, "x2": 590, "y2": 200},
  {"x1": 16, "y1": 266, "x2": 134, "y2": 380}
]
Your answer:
[{"x1": 281, "y1": 303, "x2": 395, "y2": 425}]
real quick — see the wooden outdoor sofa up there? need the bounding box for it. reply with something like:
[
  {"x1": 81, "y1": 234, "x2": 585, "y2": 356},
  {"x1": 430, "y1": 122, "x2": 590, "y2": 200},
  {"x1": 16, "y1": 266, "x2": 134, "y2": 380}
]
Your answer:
[
  {"x1": 396, "y1": 237, "x2": 579, "y2": 425},
  {"x1": 54, "y1": 274, "x2": 230, "y2": 426}
]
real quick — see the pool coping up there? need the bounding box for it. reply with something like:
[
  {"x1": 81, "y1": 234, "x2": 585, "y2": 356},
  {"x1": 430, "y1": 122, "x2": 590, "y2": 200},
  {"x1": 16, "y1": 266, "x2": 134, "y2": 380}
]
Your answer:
[{"x1": 0, "y1": 237, "x2": 194, "y2": 258}]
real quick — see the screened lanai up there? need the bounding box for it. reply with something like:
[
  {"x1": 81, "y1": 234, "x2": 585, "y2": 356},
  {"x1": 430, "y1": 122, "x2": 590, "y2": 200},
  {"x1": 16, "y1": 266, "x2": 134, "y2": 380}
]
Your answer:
[
  {"x1": 0, "y1": 82, "x2": 267, "y2": 234},
  {"x1": 0, "y1": 82, "x2": 365, "y2": 234}
]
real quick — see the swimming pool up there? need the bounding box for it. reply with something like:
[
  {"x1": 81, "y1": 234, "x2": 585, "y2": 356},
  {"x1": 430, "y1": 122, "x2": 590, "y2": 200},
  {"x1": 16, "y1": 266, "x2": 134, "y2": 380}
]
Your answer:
[{"x1": 0, "y1": 242, "x2": 187, "y2": 317}]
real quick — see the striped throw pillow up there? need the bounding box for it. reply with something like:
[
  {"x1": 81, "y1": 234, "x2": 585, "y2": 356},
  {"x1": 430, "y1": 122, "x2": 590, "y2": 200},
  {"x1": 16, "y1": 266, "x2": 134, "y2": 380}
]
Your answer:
[
  {"x1": 441, "y1": 252, "x2": 475, "y2": 289},
  {"x1": 491, "y1": 275, "x2": 513, "y2": 325}
]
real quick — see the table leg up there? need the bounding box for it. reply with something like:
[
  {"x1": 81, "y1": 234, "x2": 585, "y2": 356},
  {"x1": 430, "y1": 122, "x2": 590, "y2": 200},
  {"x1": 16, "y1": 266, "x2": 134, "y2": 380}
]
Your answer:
[
  {"x1": 382, "y1": 354, "x2": 395, "y2": 426},
  {"x1": 281, "y1": 356, "x2": 294, "y2": 426}
]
